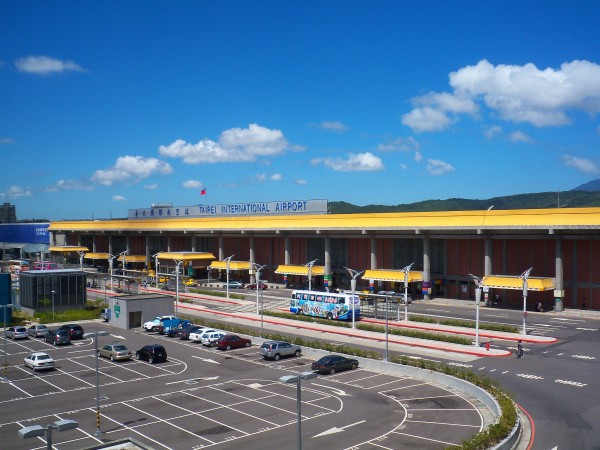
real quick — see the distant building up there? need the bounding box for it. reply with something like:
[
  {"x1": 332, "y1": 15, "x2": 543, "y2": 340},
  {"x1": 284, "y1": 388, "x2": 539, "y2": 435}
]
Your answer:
[{"x1": 0, "y1": 203, "x2": 16, "y2": 223}]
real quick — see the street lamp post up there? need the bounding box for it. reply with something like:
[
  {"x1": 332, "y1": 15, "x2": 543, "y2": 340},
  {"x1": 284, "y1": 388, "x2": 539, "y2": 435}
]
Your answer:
[
  {"x1": 469, "y1": 274, "x2": 483, "y2": 347},
  {"x1": 78, "y1": 251, "x2": 85, "y2": 270},
  {"x1": 343, "y1": 267, "x2": 363, "y2": 329},
  {"x1": 174, "y1": 260, "x2": 184, "y2": 316},
  {"x1": 152, "y1": 252, "x2": 161, "y2": 289},
  {"x1": 305, "y1": 259, "x2": 318, "y2": 292},
  {"x1": 384, "y1": 292, "x2": 389, "y2": 361},
  {"x1": 103, "y1": 277, "x2": 107, "y2": 303},
  {"x1": 19, "y1": 419, "x2": 79, "y2": 449},
  {"x1": 51, "y1": 290, "x2": 55, "y2": 322},
  {"x1": 251, "y1": 262, "x2": 266, "y2": 337},
  {"x1": 520, "y1": 267, "x2": 533, "y2": 335},
  {"x1": 400, "y1": 262, "x2": 414, "y2": 321},
  {"x1": 83, "y1": 331, "x2": 109, "y2": 435},
  {"x1": 2, "y1": 303, "x2": 13, "y2": 382},
  {"x1": 223, "y1": 255, "x2": 234, "y2": 299},
  {"x1": 279, "y1": 371, "x2": 318, "y2": 450}
]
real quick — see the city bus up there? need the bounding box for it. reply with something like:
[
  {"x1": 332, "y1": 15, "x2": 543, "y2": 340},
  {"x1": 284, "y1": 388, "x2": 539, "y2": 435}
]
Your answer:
[
  {"x1": 9, "y1": 259, "x2": 30, "y2": 274},
  {"x1": 289, "y1": 290, "x2": 361, "y2": 321}
]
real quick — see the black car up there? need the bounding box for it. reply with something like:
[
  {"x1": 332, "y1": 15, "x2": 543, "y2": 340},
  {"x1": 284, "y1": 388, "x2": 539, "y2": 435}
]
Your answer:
[
  {"x1": 311, "y1": 355, "x2": 359, "y2": 375},
  {"x1": 57, "y1": 324, "x2": 84, "y2": 340},
  {"x1": 177, "y1": 325, "x2": 203, "y2": 340},
  {"x1": 136, "y1": 344, "x2": 167, "y2": 364},
  {"x1": 44, "y1": 329, "x2": 71, "y2": 346}
]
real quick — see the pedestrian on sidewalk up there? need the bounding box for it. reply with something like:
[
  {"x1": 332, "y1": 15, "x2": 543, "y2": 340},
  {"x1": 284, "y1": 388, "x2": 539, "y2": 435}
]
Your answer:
[
  {"x1": 517, "y1": 340, "x2": 523, "y2": 358},
  {"x1": 485, "y1": 341, "x2": 490, "y2": 352}
]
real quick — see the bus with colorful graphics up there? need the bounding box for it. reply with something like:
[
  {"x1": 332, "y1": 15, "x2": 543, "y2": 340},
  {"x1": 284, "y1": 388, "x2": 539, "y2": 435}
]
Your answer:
[{"x1": 290, "y1": 290, "x2": 361, "y2": 321}]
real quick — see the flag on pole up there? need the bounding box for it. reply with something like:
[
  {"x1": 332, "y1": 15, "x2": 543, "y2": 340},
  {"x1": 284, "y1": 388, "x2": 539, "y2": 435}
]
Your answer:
[{"x1": 200, "y1": 188, "x2": 206, "y2": 195}]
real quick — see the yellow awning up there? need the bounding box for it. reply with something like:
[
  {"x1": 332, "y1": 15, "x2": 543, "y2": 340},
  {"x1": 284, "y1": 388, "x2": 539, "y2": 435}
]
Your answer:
[
  {"x1": 118, "y1": 255, "x2": 147, "y2": 263},
  {"x1": 49, "y1": 246, "x2": 89, "y2": 253},
  {"x1": 209, "y1": 260, "x2": 253, "y2": 270},
  {"x1": 155, "y1": 252, "x2": 215, "y2": 261},
  {"x1": 482, "y1": 275, "x2": 555, "y2": 291},
  {"x1": 363, "y1": 269, "x2": 423, "y2": 283},
  {"x1": 274, "y1": 264, "x2": 325, "y2": 276},
  {"x1": 84, "y1": 253, "x2": 110, "y2": 260}
]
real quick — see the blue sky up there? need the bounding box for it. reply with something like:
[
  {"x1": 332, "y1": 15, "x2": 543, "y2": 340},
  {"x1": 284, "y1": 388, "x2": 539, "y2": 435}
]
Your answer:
[{"x1": 2, "y1": 1, "x2": 600, "y2": 221}]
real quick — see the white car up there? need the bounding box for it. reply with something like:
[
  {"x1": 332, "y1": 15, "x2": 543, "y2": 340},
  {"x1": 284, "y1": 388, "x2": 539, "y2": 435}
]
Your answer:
[
  {"x1": 189, "y1": 328, "x2": 219, "y2": 343},
  {"x1": 143, "y1": 315, "x2": 178, "y2": 331},
  {"x1": 201, "y1": 331, "x2": 226, "y2": 347},
  {"x1": 24, "y1": 352, "x2": 55, "y2": 371}
]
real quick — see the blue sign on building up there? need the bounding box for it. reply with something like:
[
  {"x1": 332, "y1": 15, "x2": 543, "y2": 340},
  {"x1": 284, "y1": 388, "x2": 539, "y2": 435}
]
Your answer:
[{"x1": 0, "y1": 224, "x2": 50, "y2": 244}]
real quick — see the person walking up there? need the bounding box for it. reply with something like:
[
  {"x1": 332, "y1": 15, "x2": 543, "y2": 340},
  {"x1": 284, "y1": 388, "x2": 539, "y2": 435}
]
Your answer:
[{"x1": 517, "y1": 340, "x2": 524, "y2": 358}]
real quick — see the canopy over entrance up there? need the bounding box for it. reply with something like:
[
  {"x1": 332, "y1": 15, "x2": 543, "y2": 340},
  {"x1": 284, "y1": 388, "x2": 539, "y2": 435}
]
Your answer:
[
  {"x1": 482, "y1": 275, "x2": 555, "y2": 291},
  {"x1": 118, "y1": 255, "x2": 146, "y2": 263},
  {"x1": 49, "y1": 245, "x2": 89, "y2": 253},
  {"x1": 155, "y1": 252, "x2": 215, "y2": 262},
  {"x1": 363, "y1": 269, "x2": 423, "y2": 283},
  {"x1": 208, "y1": 260, "x2": 252, "y2": 271},
  {"x1": 274, "y1": 264, "x2": 325, "y2": 276},
  {"x1": 84, "y1": 252, "x2": 110, "y2": 260}
]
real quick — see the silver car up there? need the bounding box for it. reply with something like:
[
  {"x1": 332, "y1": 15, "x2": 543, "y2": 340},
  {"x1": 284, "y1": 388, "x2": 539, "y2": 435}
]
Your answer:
[
  {"x1": 6, "y1": 326, "x2": 28, "y2": 340},
  {"x1": 260, "y1": 341, "x2": 302, "y2": 361},
  {"x1": 27, "y1": 324, "x2": 49, "y2": 338}
]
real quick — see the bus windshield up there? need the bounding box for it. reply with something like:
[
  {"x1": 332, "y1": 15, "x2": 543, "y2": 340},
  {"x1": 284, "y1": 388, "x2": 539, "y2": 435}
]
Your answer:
[{"x1": 290, "y1": 290, "x2": 360, "y2": 321}]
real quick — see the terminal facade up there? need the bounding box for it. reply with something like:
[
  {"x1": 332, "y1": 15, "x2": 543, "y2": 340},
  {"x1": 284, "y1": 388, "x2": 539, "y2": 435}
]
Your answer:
[{"x1": 47, "y1": 201, "x2": 600, "y2": 311}]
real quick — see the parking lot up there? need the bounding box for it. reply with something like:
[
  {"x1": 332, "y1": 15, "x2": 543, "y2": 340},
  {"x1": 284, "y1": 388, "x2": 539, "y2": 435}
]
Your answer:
[{"x1": 1, "y1": 321, "x2": 491, "y2": 449}]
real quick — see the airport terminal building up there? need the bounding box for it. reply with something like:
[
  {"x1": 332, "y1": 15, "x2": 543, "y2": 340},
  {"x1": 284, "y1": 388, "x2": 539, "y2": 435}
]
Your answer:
[{"x1": 47, "y1": 200, "x2": 600, "y2": 311}]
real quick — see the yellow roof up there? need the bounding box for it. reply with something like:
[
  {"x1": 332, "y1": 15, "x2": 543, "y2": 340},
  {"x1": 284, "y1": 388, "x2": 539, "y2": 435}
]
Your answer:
[
  {"x1": 84, "y1": 252, "x2": 110, "y2": 260},
  {"x1": 49, "y1": 246, "x2": 89, "y2": 253},
  {"x1": 155, "y1": 252, "x2": 215, "y2": 261},
  {"x1": 363, "y1": 269, "x2": 423, "y2": 282},
  {"x1": 482, "y1": 275, "x2": 555, "y2": 291},
  {"x1": 274, "y1": 264, "x2": 325, "y2": 276},
  {"x1": 118, "y1": 255, "x2": 146, "y2": 263},
  {"x1": 48, "y1": 207, "x2": 600, "y2": 233},
  {"x1": 209, "y1": 260, "x2": 252, "y2": 270}
]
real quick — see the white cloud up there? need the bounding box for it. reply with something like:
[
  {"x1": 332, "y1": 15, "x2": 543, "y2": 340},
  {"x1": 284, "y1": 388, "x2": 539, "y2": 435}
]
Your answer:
[
  {"x1": 399, "y1": 163, "x2": 408, "y2": 170},
  {"x1": 313, "y1": 121, "x2": 349, "y2": 133},
  {"x1": 562, "y1": 155, "x2": 600, "y2": 174},
  {"x1": 182, "y1": 179, "x2": 203, "y2": 189},
  {"x1": 15, "y1": 55, "x2": 86, "y2": 74},
  {"x1": 483, "y1": 125, "x2": 502, "y2": 139},
  {"x1": 414, "y1": 151, "x2": 423, "y2": 163},
  {"x1": 427, "y1": 159, "x2": 455, "y2": 175},
  {"x1": 510, "y1": 130, "x2": 532, "y2": 143},
  {"x1": 401, "y1": 107, "x2": 454, "y2": 133},
  {"x1": 113, "y1": 195, "x2": 126, "y2": 202},
  {"x1": 413, "y1": 91, "x2": 479, "y2": 115},
  {"x1": 254, "y1": 173, "x2": 267, "y2": 182},
  {"x1": 0, "y1": 137, "x2": 14, "y2": 145},
  {"x1": 91, "y1": 156, "x2": 173, "y2": 186},
  {"x1": 317, "y1": 152, "x2": 384, "y2": 172},
  {"x1": 295, "y1": 178, "x2": 307, "y2": 185},
  {"x1": 1, "y1": 185, "x2": 32, "y2": 198},
  {"x1": 145, "y1": 183, "x2": 158, "y2": 190},
  {"x1": 160, "y1": 124, "x2": 289, "y2": 164},
  {"x1": 450, "y1": 59, "x2": 600, "y2": 127},
  {"x1": 49, "y1": 179, "x2": 93, "y2": 192},
  {"x1": 270, "y1": 173, "x2": 283, "y2": 181},
  {"x1": 376, "y1": 136, "x2": 420, "y2": 152}
]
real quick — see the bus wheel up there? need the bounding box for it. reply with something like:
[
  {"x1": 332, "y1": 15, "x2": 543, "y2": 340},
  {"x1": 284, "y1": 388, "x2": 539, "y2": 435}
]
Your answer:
[{"x1": 326, "y1": 312, "x2": 333, "y2": 320}]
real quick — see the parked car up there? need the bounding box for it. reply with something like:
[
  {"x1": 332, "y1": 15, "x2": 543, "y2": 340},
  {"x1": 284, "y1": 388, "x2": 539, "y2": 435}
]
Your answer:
[
  {"x1": 260, "y1": 341, "x2": 301, "y2": 360},
  {"x1": 178, "y1": 325, "x2": 204, "y2": 340},
  {"x1": 162, "y1": 319, "x2": 192, "y2": 336},
  {"x1": 135, "y1": 344, "x2": 167, "y2": 364},
  {"x1": 223, "y1": 280, "x2": 244, "y2": 289},
  {"x1": 6, "y1": 326, "x2": 28, "y2": 340},
  {"x1": 27, "y1": 324, "x2": 49, "y2": 338},
  {"x1": 143, "y1": 315, "x2": 178, "y2": 332},
  {"x1": 99, "y1": 343, "x2": 132, "y2": 361},
  {"x1": 311, "y1": 355, "x2": 359, "y2": 375},
  {"x1": 216, "y1": 334, "x2": 251, "y2": 350},
  {"x1": 57, "y1": 324, "x2": 85, "y2": 340},
  {"x1": 246, "y1": 281, "x2": 268, "y2": 290},
  {"x1": 24, "y1": 352, "x2": 55, "y2": 371},
  {"x1": 189, "y1": 328, "x2": 220, "y2": 343},
  {"x1": 201, "y1": 331, "x2": 226, "y2": 347},
  {"x1": 45, "y1": 329, "x2": 71, "y2": 346},
  {"x1": 100, "y1": 308, "x2": 111, "y2": 321},
  {"x1": 183, "y1": 278, "x2": 198, "y2": 286}
]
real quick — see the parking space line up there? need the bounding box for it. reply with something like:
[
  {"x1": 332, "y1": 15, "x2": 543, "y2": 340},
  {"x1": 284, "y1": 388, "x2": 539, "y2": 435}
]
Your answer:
[
  {"x1": 55, "y1": 367, "x2": 96, "y2": 387},
  {"x1": 69, "y1": 358, "x2": 126, "y2": 383},
  {"x1": 391, "y1": 430, "x2": 459, "y2": 447},
  {"x1": 407, "y1": 419, "x2": 481, "y2": 428},
  {"x1": 99, "y1": 411, "x2": 172, "y2": 449}
]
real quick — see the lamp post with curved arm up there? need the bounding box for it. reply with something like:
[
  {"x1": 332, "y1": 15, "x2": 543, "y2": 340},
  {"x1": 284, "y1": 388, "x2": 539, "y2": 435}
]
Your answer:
[
  {"x1": 469, "y1": 273, "x2": 483, "y2": 347},
  {"x1": 305, "y1": 259, "x2": 318, "y2": 292},
  {"x1": 520, "y1": 267, "x2": 533, "y2": 335},
  {"x1": 400, "y1": 262, "x2": 414, "y2": 321},
  {"x1": 223, "y1": 255, "x2": 234, "y2": 299},
  {"x1": 251, "y1": 262, "x2": 266, "y2": 337},
  {"x1": 343, "y1": 266, "x2": 363, "y2": 329}
]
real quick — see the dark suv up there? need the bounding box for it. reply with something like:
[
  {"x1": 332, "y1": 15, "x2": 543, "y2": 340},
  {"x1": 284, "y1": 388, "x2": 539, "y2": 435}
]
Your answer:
[
  {"x1": 136, "y1": 344, "x2": 167, "y2": 364},
  {"x1": 57, "y1": 324, "x2": 84, "y2": 340},
  {"x1": 45, "y1": 329, "x2": 71, "y2": 346}
]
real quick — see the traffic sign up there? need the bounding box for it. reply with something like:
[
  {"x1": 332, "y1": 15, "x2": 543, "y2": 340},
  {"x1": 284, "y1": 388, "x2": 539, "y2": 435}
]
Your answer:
[{"x1": 523, "y1": 311, "x2": 528, "y2": 318}]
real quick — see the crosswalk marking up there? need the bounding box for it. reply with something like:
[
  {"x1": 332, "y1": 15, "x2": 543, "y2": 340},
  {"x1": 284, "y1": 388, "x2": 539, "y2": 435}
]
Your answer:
[
  {"x1": 555, "y1": 379, "x2": 587, "y2": 387},
  {"x1": 516, "y1": 373, "x2": 544, "y2": 380}
]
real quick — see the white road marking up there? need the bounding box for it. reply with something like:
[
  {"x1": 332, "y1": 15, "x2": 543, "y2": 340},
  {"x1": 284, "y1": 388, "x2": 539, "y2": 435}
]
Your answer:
[
  {"x1": 448, "y1": 362, "x2": 473, "y2": 368},
  {"x1": 572, "y1": 355, "x2": 596, "y2": 360},
  {"x1": 111, "y1": 334, "x2": 126, "y2": 339},
  {"x1": 191, "y1": 355, "x2": 220, "y2": 364},
  {"x1": 314, "y1": 420, "x2": 366, "y2": 437},
  {"x1": 311, "y1": 384, "x2": 350, "y2": 396},
  {"x1": 166, "y1": 376, "x2": 219, "y2": 385},
  {"x1": 576, "y1": 327, "x2": 598, "y2": 331},
  {"x1": 555, "y1": 379, "x2": 587, "y2": 387},
  {"x1": 516, "y1": 374, "x2": 544, "y2": 380}
]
